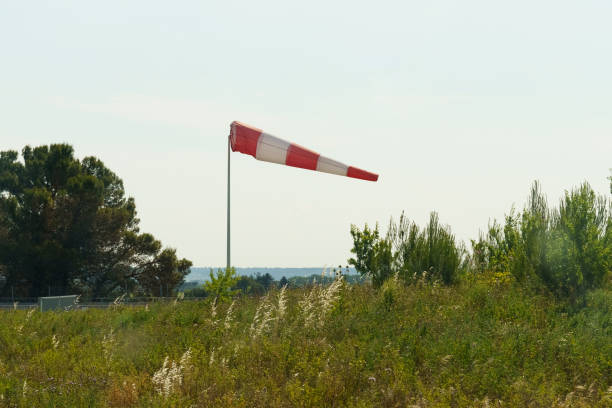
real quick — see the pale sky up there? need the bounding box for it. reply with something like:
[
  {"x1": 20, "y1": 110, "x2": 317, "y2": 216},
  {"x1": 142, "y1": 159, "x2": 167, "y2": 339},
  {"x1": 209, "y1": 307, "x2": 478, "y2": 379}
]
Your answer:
[{"x1": 1, "y1": 1, "x2": 610, "y2": 267}]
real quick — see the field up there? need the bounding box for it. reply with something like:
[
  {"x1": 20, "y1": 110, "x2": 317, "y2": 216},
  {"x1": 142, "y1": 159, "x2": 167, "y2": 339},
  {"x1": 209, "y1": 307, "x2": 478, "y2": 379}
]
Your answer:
[{"x1": 0, "y1": 278, "x2": 610, "y2": 407}]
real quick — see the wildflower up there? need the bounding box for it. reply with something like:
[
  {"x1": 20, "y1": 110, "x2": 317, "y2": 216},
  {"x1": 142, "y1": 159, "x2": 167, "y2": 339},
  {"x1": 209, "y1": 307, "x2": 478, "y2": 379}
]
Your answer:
[
  {"x1": 151, "y1": 348, "x2": 191, "y2": 398},
  {"x1": 299, "y1": 286, "x2": 318, "y2": 328},
  {"x1": 210, "y1": 297, "x2": 218, "y2": 326},
  {"x1": 102, "y1": 328, "x2": 115, "y2": 361},
  {"x1": 224, "y1": 300, "x2": 236, "y2": 330},
  {"x1": 111, "y1": 294, "x2": 126, "y2": 309},
  {"x1": 209, "y1": 349, "x2": 215, "y2": 366},
  {"x1": 179, "y1": 348, "x2": 192, "y2": 371},
  {"x1": 250, "y1": 293, "x2": 275, "y2": 338},
  {"x1": 318, "y1": 276, "x2": 343, "y2": 326},
  {"x1": 173, "y1": 292, "x2": 185, "y2": 306},
  {"x1": 277, "y1": 285, "x2": 287, "y2": 319},
  {"x1": 211, "y1": 297, "x2": 217, "y2": 318}
]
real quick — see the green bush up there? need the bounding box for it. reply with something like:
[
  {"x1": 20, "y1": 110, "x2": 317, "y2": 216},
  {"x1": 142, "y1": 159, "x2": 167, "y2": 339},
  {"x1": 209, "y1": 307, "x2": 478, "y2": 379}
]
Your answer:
[
  {"x1": 202, "y1": 267, "x2": 239, "y2": 301},
  {"x1": 349, "y1": 212, "x2": 467, "y2": 287},
  {"x1": 472, "y1": 181, "x2": 611, "y2": 302},
  {"x1": 348, "y1": 223, "x2": 393, "y2": 288}
]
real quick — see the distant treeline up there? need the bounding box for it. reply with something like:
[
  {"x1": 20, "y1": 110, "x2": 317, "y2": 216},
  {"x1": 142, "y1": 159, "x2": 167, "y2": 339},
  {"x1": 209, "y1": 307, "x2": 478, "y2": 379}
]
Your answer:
[
  {"x1": 181, "y1": 272, "x2": 364, "y2": 298},
  {"x1": 186, "y1": 267, "x2": 357, "y2": 282}
]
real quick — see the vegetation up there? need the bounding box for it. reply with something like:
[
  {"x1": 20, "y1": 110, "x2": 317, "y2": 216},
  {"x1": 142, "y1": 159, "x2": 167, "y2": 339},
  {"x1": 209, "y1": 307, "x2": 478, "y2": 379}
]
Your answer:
[
  {"x1": 349, "y1": 212, "x2": 468, "y2": 287},
  {"x1": 0, "y1": 276, "x2": 610, "y2": 407},
  {"x1": 0, "y1": 144, "x2": 191, "y2": 299},
  {"x1": 182, "y1": 267, "x2": 362, "y2": 299},
  {"x1": 350, "y1": 181, "x2": 611, "y2": 305},
  {"x1": 472, "y1": 181, "x2": 611, "y2": 303},
  {"x1": 0, "y1": 148, "x2": 609, "y2": 407}
]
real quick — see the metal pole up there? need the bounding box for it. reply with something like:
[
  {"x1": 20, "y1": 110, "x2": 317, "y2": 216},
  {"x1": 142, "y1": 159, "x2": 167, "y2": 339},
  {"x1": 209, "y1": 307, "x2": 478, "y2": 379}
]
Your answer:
[{"x1": 227, "y1": 135, "x2": 231, "y2": 271}]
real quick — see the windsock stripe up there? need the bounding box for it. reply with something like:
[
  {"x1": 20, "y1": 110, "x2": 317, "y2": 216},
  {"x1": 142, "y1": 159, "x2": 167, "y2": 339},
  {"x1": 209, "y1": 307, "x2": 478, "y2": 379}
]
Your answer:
[
  {"x1": 230, "y1": 121, "x2": 262, "y2": 157},
  {"x1": 256, "y1": 133, "x2": 290, "y2": 165},
  {"x1": 316, "y1": 155, "x2": 349, "y2": 177},
  {"x1": 347, "y1": 166, "x2": 379, "y2": 181},
  {"x1": 286, "y1": 144, "x2": 320, "y2": 171}
]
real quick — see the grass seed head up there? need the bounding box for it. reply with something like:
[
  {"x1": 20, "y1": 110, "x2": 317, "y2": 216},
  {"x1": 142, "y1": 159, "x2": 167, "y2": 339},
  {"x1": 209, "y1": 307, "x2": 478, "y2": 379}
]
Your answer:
[
  {"x1": 277, "y1": 285, "x2": 287, "y2": 319},
  {"x1": 224, "y1": 300, "x2": 236, "y2": 330}
]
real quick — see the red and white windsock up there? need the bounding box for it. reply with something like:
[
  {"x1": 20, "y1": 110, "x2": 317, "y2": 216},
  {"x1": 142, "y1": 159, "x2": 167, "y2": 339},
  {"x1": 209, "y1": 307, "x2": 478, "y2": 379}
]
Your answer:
[{"x1": 229, "y1": 121, "x2": 378, "y2": 182}]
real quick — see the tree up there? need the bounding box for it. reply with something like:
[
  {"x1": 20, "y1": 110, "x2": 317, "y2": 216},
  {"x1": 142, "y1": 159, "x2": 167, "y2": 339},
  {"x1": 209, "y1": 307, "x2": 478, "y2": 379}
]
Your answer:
[
  {"x1": 203, "y1": 267, "x2": 239, "y2": 301},
  {"x1": 138, "y1": 249, "x2": 192, "y2": 297},
  {"x1": 255, "y1": 272, "x2": 275, "y2": 290},
  {"x1": 0, "y1": 144, "x2": 191, "y2": 298},
  {"x1": 348, "y1": 223, "x2": 393, "y2": 287},
  {"x1": 349, "y1": 213, "x2": 466, "y2": 288},
  {"x1": 472, "y1": 181, "x2": 611, "y2": 303},
  {"x1": 234, "y1": 275, "x2": 265, "y2": 295}
]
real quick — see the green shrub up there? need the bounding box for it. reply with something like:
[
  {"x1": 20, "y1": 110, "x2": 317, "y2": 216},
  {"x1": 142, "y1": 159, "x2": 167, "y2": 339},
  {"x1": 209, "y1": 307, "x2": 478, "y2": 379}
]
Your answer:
[
  {"x1": 393, "y1": 212, "x2": 467, "y2": 285},
  {"x1": 349, "y1": 212, "x2": 467, "y2": 287},
  {"x1": 202, "y1": 267, "x2": 239, "y2": 301},
  {"x1": 472, "y1": 181, "x2": 611, "y2": 302},
  {"x1": 348, "y1": 223, "x2": 393, "y2": 287}
]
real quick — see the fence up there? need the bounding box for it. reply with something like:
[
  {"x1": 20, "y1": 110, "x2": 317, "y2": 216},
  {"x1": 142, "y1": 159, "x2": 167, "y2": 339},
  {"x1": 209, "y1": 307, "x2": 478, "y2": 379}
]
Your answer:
[{"x1": 0, "y1": 297, "x2": 209, "y2": 311}]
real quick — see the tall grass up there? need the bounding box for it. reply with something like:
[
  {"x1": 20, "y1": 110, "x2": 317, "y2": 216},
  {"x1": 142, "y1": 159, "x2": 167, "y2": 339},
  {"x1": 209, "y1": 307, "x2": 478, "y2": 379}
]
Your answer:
[{"x1": 0, "y1": 278, "x2": 609, "y2": 407}]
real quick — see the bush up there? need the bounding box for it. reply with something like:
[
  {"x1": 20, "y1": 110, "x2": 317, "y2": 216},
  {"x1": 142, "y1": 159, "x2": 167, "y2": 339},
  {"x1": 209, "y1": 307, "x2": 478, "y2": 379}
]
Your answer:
[
  {"x1": 349, "y1": 212, "x2": 467, "y2": 287},
  {"x1": 472, "y1": 181, "x2": 611, "y2": 302},
  {"x1": 203, "y1": 267, "x2": 239, "y2": 301},
  {"x1": 348, "y1": 223, "x2": 393, "y2": 288}
]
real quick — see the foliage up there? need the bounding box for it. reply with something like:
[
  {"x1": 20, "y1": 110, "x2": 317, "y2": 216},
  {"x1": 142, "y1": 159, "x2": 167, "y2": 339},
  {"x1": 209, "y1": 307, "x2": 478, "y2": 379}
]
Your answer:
[
  {"x1": 233, "y1": 275, "x2": 265, "y2": 295},
  {"x1": 473, "y1": 181, "x2": 611, "y2": 302},
  {"x1": 391, "y1": 212, "x2": 467, "y2": 285},
  {"x1": 0, "y1": 280, "x2": 609, "y2": 407},
  {"x1": 349, "y1": 212, "x2": 466, "y2": 287},
  {"x1": 138, "y1": 249, "x2": 192, "y2": 297},
  {"x1": 203, "y1": 267, "x2": 239, "y2": 301},
  {"x1": 0, "y1": 144, "x2": 191, "y2": 298},
  {"x1": 348, "y1": 223, "x2": 389, "y2": 287}
]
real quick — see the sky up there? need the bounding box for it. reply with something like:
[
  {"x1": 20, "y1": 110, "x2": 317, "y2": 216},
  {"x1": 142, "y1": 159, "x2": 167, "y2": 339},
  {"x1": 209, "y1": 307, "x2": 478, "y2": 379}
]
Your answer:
[{"x1": 1, "y1": 1, "x2": 610, "y2": 267}]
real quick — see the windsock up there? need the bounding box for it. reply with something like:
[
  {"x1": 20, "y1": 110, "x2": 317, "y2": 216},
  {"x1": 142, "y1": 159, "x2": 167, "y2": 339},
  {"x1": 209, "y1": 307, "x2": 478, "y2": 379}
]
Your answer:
[{"x1": 229, "y1": 121, "x2": 378, "y2": 182}]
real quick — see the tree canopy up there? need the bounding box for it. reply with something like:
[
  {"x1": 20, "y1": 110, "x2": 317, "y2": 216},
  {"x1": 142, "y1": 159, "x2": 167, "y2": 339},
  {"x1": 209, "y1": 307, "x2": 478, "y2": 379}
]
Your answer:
[{"x1": 0, "y1": 144, "x2": 191, "y2": 298}]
